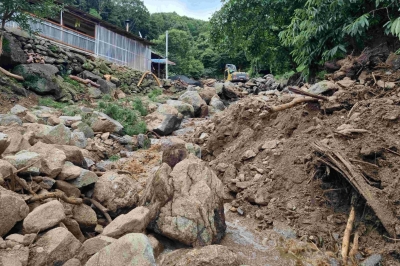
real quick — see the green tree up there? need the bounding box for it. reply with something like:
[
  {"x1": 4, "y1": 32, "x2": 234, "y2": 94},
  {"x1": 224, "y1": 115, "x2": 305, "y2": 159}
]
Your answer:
[
  {"x1": 153, "y1": 29, "x2": 204, "y2": 78},
  {"x1": 280, "y1": 0, "x2": 400, "y2": 77},
  {"x1": 0, "y1": 0, "x2": 60, "y2": 55},
  {"x1": 210, "y1": 0, "x2": 304, "y2": 75}
]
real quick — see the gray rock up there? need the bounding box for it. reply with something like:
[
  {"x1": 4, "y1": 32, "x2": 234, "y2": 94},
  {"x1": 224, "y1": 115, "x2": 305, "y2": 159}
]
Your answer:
[
  {"x1": 28, "y1": 227, "x2": 82, "y2": 266},
  {"x1": 166, "y1": 100, "x2": 195, "y2": 117},
  {"x1": 145, "y1": 106, "x2": 183, "y2": 136},
  {"x1": 0, "y1": 114, "x2": 22, "y2": 126},
  {"x1": 210, "y1": 95, "x2": 226, "y2": 112},
  {"x1": 93, "y1": 171, "x2": 141, "y2": 213},
  {"x1": 23, "y1": 200, "x2": 66, "y2": 233},
  {"x1": 43, "y1": 124, "x2": 72, "y2": 145},
  {"x1": 0, "y1": 186, "x2": 29, "y2": 237},
  {"x1": 361, "y1": 254, "x2": 382, "y2": 266},
  {"x1": 68, "y1": 169, "x2": 98, "y2": 188},
  {"x1": 178, "y1": 91, "x2": 207, "y2": 117},
  {"x1": 75, "y1": 122, "x2": 94, "y2": 138},
  {"x1": 88, "y1": 87, "x2": 102, "y2": 99},
  {"x1": 13, "y1": 64, "x2": 61, "y2": 96},
  {"x1": 97, "y1": 79, "x2": 116, "y2": 94},
  {"x1": 83, "y1": 235, "x2": 116, "y2": 256},
  {"x1": 70, "y1": 131, "x2": 87, "y2": 148},
  {"x1": 308, "y1": 81, "x2": 338, "y2": 95},
  {"x1": 85, "y1": 233, "x2": 156, "y2": 266},
  {"x1": 10, "y1": 104, "x2": 28, "y2": 115},
  {"x1": 90, "y1": 111, "x2": 123, "y2": 134},
  {"x1": 173, "y1": 245, "x2": 240, "y2": 266},
  {"x1": 0, "y1": 33, "x2": 27, "y2": 68},
  {"x1": 95, "y1": 160, "x2": 113, "y2": 172},
  {"x1": 140, "y1": 156, "x2": 226, "y2": 247},
  {"x1": 3, "y1": 150, "x2": 41, "y2": 175},
  {"x1": 79, "y1": 70, "x2": 101, "y2": 81},
  {"x1": 102, "y1": 207, "x2": 150, "y2": 238}
]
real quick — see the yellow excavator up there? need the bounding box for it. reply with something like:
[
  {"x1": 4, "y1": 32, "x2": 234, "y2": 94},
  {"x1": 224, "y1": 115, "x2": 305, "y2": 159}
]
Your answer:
[{"x1": 224, "y1": 64, "x2": 249, "y2": 82}]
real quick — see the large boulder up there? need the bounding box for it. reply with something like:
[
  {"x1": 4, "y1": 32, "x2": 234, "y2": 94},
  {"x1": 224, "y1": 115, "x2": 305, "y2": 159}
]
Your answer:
[
  {"x1": 0, "y1": 32, "x2": 27, "y2": 68},
  {"x1": 53, "y1": 145, "x2": 85, "y2": 167},
  {"x1": 93, "y1": 171, "x2": 141, "y2": 213},
  {"x1": 28, "y1": 227, "x2": 82, "y2": 266},
  {"x1": 72, "y1": 203, "x2": 97, "y2": 230},
  {"x1": 28, "y1": 142, "x2": 66, "y2": 178},
  {"x1": 3, "y1": 150, "x2": 41, "y2": 175},
  {"x1": 102, "y1": 206, "x2": 150, "y2": 238},
  {"x1": 210, "y1": 95, "x2": 226, "y2": 112},
  {"x1": 0, "y1": 186, "x2": 29, "y2": 237},
  {"x1": 1, "y1": 128, "x2": 30, "y2": 155},
  {"x1": 90, "y1": 111, "x2": 123, "y2": 134},
  {"x1": 145, "y1": 106, "x2": 183, "y2": 136},
  {"x1": 199, "y1": 87, "x2": 217, "y2": 104},
  {"x1": 178, "y1": 91, "x2": 207, "y2": 117},
  {"x1": 166, "y1": 100, "x2": 195, "y2": 117},
  {"x1": 13, "y1": 64, "x2": 61, "y2": 96},
  {"x1": 85, "y1": 233, "x2": 156, "y2": 266},
  {"x1": 23, "y1": 200, "x2": 66, "y2": 233},
  {"x1": 140, "y1": 155, "x2": 226, "y2": 247},
  {"x1": 42, "y1": 124, "x2": 72, "y2": 145},
  {"x1": 0, "y1": 114, "x2": 22, "y2": 126}
]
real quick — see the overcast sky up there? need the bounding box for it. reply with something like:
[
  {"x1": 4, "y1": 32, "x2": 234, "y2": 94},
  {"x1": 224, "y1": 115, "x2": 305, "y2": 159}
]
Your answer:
[{"x1": 142, "y1": 0, "x2": 222, "y2": 21}]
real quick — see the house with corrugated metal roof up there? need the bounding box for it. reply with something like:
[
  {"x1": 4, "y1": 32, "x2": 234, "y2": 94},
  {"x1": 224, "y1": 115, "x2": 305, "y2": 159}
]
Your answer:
[{"x1": 5, "y1": 3, "x2": 153, "y2": 72}]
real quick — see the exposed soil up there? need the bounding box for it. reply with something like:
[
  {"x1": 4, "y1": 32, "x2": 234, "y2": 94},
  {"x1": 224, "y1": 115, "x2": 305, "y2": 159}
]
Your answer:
[{"x1": 186, "y1": 82, "x2": 400, "y2": 264}]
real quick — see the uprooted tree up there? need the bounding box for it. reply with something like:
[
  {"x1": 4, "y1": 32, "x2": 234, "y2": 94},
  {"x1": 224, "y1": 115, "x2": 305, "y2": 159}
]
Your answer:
[{"x1": 0, "y1": 0, "x2": 60, "y2": 55}]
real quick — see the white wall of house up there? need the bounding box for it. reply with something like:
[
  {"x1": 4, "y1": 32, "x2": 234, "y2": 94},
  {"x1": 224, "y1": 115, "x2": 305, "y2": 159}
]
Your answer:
[{"x1": 5, "y1": 19, "x2": 151, "y2": 72}]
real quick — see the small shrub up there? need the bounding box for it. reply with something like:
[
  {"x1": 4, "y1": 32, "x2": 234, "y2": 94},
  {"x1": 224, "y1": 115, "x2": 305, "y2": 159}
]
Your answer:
[
  {"x1": 98, "y1": 100, "x2": 147, "y2": 135},
  {"x1": 147, "y1": 88, "x2": 163, "y2": 102},
  {"x1": 109, "y1": 155, "x2": 120, "y2": 162},
  {"x1": 48, "y1": 45, "x2": 59, "y2": 53},
  {"x1": 38, "y1": 97, "x2": 68, "y2": 109},
  {"x1": 316, "y1": 70, "x2": 327, "y2": 81},
  {"x1": 132, "y1": 98, "x2": 147, "y2": 116}
]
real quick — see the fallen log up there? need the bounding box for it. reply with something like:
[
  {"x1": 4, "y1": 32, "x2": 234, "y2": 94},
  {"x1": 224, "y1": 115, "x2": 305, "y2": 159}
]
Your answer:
[
  {"x1": 0, "y1": 67, "x2": 24, "y2": 81},
  {"x1": 313, "y1": 142, "x2": 397, "y2": 237},
  {"x1": 69, "y1": 75, "x2": 100, "y2": 88},
  {"x1": 268, "y1": 97, "x2": 318, "y2": 112},
  {"x1": 288, "y1": 87, "x2": 329, "y2": 101}
]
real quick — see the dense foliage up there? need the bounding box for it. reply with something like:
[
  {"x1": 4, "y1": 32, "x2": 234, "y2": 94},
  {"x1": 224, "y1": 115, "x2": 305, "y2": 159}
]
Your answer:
[
  {"x1": 211, "y1": 0, "x2": 400, "y2": 78},
  {"x1": 0, "y1": 0, "x2": 60, "y2": 31}
]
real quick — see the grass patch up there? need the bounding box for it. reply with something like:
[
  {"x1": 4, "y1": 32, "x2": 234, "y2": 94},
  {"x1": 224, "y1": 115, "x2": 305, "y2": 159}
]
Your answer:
[
  {"x1": 147, "y1": 88, "x2": 163, "y2": 102},
  {"x1": 48, "y1": 45, "x2": 59, "y2": 53},
  {"x1": 38, "y1": 97, "x2": 69, "y2": 109},
  {"x1": 98, "y1": 100, "x2": 147, "y2": 135},
  {"x1": 132, "y1": 97, "x2": 148, "y2": 116},
  {"x1": 109, "y1": 155, "x2": 120, "y2": 161}
]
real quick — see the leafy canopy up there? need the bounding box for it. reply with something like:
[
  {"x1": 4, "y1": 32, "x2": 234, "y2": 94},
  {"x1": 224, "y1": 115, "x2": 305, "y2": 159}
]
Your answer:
[{"x1": 0, "y1": 0, "x2": 60, "y2": 31}]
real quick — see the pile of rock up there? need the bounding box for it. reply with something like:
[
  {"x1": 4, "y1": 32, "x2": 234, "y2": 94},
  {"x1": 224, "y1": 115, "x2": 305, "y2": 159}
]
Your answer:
[
  {"x1": 0, "y1": 101, "x2": 230, "y2": 265},
  {"x1": 145, "y1": 87, "x2": 226, "y2": 136},
  {"x1": 0, "y1": 31, "x2": 161, "y2": 102}
]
